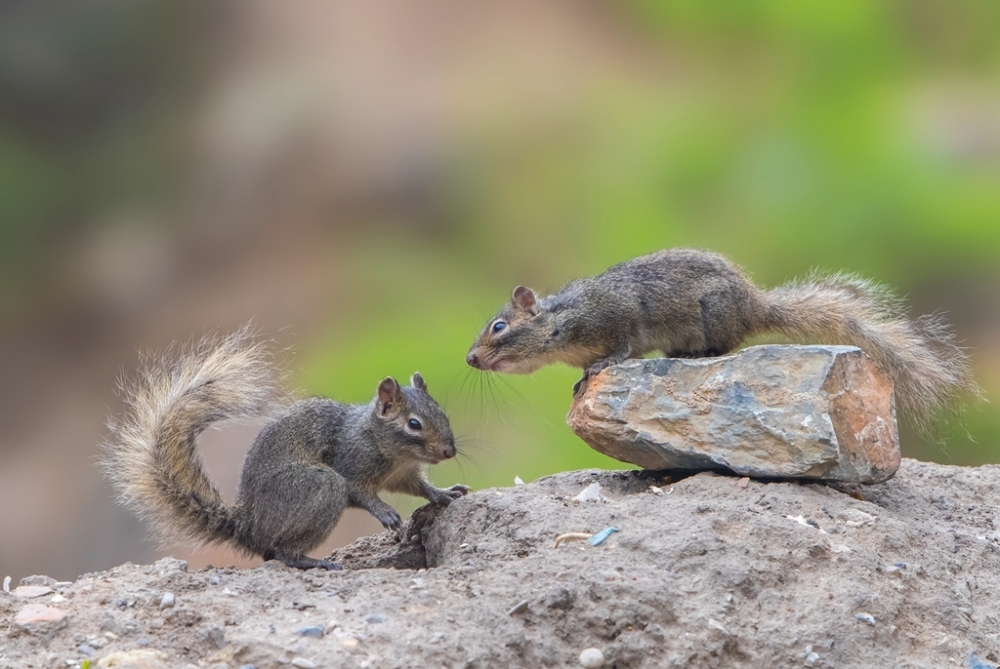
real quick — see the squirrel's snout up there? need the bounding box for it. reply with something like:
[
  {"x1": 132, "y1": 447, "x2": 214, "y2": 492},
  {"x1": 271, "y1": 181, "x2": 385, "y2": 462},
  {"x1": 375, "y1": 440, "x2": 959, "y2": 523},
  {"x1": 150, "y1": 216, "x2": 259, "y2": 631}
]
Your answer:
[
  {"x1": 466, "y1": 351, "x2": 480, "y2": 369},
  {"x1": 443, "y1": 442, "x2": 456, "y2": 459}
]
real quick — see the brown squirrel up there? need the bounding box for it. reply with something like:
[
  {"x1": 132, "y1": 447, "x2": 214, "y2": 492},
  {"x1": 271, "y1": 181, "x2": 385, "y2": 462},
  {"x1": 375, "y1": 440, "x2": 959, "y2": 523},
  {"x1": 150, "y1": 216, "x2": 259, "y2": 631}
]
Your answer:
[
  {"x1": 466, "y1": 247, "x2": 980, "y2": 425},
  {"x1": 103, "y1": 327, "x2": 469, "y2": 570}
]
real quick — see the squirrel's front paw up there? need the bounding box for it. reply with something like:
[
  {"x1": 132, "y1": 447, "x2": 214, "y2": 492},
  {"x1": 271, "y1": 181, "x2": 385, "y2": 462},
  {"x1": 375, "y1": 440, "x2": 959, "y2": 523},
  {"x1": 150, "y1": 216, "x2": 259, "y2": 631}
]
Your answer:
[
  {"x1": 429, "y1": 484, "x2": 471, "y2": 506},
  {"x1": 376, "y1": 509, "x2": 402, "y2": 530}
]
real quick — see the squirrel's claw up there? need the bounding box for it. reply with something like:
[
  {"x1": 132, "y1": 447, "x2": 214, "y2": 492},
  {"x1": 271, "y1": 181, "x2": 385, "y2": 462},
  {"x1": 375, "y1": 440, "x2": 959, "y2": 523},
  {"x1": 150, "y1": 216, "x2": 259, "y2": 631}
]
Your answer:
[
  {"x1": 377, "y1": 509, "x2": 403, "y2": 530},
  {"x1": 428, "y1": 484, "x2": 471, "y2": 506}
]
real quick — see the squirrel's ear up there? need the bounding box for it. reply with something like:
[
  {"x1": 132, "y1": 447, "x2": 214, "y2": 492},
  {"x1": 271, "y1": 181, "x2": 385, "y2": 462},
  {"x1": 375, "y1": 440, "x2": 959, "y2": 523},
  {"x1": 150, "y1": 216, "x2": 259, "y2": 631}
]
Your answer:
[
  {"x1": 512, "y1": 286, "x2": 538, "y2": 315},
  {"x1": 410, "y1": 372, "x2": 427, "y2": 392},
  {"x1": 377, "y1": 377, "x2": 402, "y2": 416}
]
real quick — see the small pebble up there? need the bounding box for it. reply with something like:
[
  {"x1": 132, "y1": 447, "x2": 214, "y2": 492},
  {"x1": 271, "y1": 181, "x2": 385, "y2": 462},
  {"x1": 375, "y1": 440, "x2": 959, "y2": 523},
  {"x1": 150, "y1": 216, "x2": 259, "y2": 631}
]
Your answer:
[
  {"x1": 207, "y1": 627, "x2": 226, "y2": 649},
  {"x1": 508, "y1": 599, "x2": 530, "y2": 616},
  {"x1": 13, "y1": 585, "x2": 53, "y2": 599},
  {"x1": 238, "y1": 665, "x2": 256, "y2": 669},
  {"x1": 14, "y1": 603, "x2": 68, "y2": 628},
  {"x1": 138, "y1": 637, "x2": 150, "y2": 647},
  {"x1": 855, "y1": 612, "x2": 876, "y2": 625},
  {"x1": 210, "y1": 576, "x2": 222, "y2": 586},
  {"x1": 291, "y1": 658, "x2": 317, "y2": 669},
  {"x1": 299, "y1": 626, "x2": 324, "y2": 638},
  {"x1": 573, "y1": 482, "x2": 602, "y2": 503},
  {"x1": 366, "y1": 613, "x2": 387, "y2": 624},
  {"x1": 579, "y1": 647, "x2": 605, "y2": 668},
  {"x1": 159, "y1": 592, "x2": 175, "y2": 609},
  {"x1": 75, "y1": 645, "x2": 95, "y2": 657}
]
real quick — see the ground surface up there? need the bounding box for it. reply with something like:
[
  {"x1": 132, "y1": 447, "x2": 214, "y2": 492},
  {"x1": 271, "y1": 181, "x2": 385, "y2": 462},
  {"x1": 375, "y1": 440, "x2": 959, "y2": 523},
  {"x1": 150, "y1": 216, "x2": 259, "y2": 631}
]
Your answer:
[{"x1": 3, "y1": 459, "x2": 999, "y2": 668}]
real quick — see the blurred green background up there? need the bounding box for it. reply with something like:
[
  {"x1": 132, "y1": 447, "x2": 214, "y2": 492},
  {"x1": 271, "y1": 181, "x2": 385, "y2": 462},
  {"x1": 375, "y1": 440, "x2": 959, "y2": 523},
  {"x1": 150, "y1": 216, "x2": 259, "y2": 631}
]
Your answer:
[{"x1": 1, "y1": 0, "x2": 998, "y2": 581}]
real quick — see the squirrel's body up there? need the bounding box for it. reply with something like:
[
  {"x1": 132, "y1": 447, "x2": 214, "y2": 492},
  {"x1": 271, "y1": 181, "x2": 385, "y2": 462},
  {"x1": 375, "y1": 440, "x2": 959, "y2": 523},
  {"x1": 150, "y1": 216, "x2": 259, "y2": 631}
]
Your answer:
[
  {"x1": 104, "y1": 328, "x2": 468, "y2": 570},
  {"x1": 467, "y1": 248, "x2": 979, "y2": 425}
]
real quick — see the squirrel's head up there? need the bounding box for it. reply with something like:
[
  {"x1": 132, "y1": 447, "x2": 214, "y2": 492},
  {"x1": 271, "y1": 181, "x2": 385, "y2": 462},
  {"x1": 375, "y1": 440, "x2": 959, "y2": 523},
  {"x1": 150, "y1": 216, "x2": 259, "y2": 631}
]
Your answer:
[
  {"x1": 466, "y1": 286, "x2": 559, "y2": 374},
  {"x1": 373, "y1": 373, "x2": 456, "y2": 463}
]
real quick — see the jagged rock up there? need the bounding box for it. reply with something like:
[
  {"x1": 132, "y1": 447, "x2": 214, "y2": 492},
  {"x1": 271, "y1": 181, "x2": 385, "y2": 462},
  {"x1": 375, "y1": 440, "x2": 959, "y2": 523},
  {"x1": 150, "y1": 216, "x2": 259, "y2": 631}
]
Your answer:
[{"x1": 566, "y1": 345, "x2": 899, "y2": 483}]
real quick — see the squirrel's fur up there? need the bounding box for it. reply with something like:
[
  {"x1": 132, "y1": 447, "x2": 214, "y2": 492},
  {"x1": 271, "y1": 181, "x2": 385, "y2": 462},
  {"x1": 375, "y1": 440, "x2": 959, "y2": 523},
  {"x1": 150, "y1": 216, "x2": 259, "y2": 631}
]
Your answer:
[
  {"x1": 467, "y1": 248, "x2": 980, "y2": 427},
  {"x1": 103, "y1": 326, "x2": 468, "y2": 570}
]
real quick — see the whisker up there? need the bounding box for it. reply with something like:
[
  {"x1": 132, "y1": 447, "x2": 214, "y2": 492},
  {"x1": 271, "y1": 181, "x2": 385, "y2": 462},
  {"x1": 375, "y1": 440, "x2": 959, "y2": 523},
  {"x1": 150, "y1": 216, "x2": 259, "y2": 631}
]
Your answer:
[
  {"x1": 493, "y1": 374, "x2": 553, "y2": 427},
  {"x1": 484, "y1": 373, "x2": 507, "y2": 425}
]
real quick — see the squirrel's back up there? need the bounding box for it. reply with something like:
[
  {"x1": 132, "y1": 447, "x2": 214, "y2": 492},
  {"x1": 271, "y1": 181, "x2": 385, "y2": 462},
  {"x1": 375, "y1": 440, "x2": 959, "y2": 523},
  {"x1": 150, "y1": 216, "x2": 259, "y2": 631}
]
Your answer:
[{"x1": 468, "y1": 247, "x2": 981, "y2": 427}]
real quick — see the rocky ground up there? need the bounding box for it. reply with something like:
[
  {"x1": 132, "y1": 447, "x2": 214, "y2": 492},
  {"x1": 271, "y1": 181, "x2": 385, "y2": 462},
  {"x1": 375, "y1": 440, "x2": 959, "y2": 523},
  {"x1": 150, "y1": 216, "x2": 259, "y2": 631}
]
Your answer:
[{"x1": 3, "y1": 459, "x2": 1000, "y2": 668}]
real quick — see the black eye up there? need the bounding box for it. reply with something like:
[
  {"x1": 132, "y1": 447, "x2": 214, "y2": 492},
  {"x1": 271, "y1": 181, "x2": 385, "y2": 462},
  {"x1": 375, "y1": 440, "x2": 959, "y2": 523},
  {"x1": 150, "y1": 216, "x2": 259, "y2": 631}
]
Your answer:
[
  {"x1": 407, "y1": 418, "x2": 422, "y2": 430},
  {"x1": 492, "y1": 321, "x2": 506, "y2": 333}
]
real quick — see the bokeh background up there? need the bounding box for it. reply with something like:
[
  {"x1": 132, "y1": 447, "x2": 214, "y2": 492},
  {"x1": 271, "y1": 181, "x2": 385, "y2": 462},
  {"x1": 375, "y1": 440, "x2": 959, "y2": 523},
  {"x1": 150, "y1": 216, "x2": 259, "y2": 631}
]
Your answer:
[{"x1": 2, "y1": 0, "x2": 999, "y2": 584}]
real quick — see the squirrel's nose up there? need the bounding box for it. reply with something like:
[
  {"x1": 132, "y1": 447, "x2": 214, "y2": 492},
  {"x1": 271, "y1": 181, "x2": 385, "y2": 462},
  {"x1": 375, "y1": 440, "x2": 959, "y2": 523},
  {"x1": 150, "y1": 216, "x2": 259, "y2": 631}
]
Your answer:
[
  {"x1": 466, "y1": 352, "x2": 480, "y2": 368},
  {"x1": 443, "y1": 442, "x2": 456, "y2": 459}
]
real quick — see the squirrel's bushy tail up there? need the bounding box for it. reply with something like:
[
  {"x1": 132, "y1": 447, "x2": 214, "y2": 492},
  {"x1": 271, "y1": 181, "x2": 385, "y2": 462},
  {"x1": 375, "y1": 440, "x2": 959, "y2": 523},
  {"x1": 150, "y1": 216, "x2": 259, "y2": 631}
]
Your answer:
[
  {"x1": 762, "y1": 273, "x2": 981, "y2": 429},
  {"x1": 102, "y1": 325, "x2": 287, "y2": 550}
]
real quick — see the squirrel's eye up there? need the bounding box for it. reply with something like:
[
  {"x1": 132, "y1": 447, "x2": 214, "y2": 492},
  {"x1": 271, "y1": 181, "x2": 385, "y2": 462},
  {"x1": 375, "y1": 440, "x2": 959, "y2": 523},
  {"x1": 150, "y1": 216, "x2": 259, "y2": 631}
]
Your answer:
[
  {"x1": 492, "y1": 321, "x2": 507, "y2": 333},
  {"x1": 407, "y1": 418, "x2": 422, "y2": 431}
]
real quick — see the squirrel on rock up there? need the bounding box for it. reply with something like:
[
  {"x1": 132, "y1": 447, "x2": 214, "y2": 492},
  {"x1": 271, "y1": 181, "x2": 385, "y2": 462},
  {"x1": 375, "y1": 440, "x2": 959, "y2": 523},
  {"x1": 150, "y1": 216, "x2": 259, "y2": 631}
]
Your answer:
[
  {"x1": 466, "y1": 247, "x2": 980, "y2": 427},
  {"x1": 103, "y1": 327, "x2": 469, "y2": 570}
]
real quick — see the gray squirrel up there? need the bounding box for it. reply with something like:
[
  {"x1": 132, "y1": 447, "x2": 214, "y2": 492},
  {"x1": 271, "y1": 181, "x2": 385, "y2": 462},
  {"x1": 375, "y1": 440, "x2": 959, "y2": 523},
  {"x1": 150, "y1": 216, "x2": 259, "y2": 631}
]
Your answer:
[
  {"x1": 466, "y1": 247, "x2": 980, "y2": 426},
  {"x1": 103, "y1": 327, "x2": 469, "y2": 570}
]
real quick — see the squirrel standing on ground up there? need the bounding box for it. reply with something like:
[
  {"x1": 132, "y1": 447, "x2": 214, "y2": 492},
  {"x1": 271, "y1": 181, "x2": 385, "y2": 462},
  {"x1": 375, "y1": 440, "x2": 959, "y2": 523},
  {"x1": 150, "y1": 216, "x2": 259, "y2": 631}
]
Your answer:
[
  {"x1": 103, "y1": 327, "x2": 469, "y2": 570},
  {"x1": 466, "y1": 247, "x2": 980, "y2": 426}
]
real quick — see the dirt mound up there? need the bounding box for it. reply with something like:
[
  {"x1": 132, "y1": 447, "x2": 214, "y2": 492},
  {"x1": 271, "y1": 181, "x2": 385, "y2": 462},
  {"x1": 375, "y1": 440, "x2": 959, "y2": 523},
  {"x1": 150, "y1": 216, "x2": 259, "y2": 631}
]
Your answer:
[{"x1": 3, "y1": 460, "x2": 999, "y2": 668}]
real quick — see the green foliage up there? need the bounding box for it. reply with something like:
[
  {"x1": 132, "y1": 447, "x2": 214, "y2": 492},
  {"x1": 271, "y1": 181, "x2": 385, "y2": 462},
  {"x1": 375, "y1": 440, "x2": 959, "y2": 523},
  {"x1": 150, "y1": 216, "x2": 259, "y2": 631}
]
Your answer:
[{"x1": 297, "y1": 1, "x2": 1000, "y2": 484}]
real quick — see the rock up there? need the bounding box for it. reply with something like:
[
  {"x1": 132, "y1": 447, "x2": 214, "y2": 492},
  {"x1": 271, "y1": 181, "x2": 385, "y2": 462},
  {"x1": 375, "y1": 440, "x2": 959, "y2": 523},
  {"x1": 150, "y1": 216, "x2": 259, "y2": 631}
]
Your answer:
[
  {"x1": 159, "y1": 592, "x2": 175, "y2": 609},
  {"x1": 14, "y1": 603, "x2": 68, "y2": 634},
  {"x1": 95, "y1": 649, "x2": 169, "y2": 669},
  {"x1": 567, "y1": 345, "x2": 900, "y2": 483},
  {"x1": 579, "y1": 648, "x2": 605, "y2": 668},
  {"x1": 299, "y1": 626, "x2": 324, "y2": 638},
  {"x1": 13, "y1": 585, "x2": 53, "y2": 598},
  {"x1": 508, "y1": 599, "x2": 530, "y2": 616},
  {"x1": 207, "y1": 627, "x2": 226, "y2": 649}
]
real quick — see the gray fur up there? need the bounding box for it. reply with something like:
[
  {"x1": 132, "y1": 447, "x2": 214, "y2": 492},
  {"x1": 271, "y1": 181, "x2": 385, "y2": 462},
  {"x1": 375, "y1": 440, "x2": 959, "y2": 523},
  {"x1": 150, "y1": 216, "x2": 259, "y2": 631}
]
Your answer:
[
  {"x1": 467, "y1": 248, "x2": 981, "y2": 427},
  {"x1": 103, "y1": 326, "x2": 468, "y2": 570}
]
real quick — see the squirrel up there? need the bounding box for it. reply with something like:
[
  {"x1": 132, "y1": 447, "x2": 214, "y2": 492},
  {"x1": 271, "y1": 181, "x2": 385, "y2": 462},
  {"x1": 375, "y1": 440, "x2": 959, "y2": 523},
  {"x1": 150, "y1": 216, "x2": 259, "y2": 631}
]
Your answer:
[
  {"x1": 102, "y1": 327, "x2": 470, "y2": 570},
  {"x1": 466, "y1": 247, "x2": 981, "y2": 427}
]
